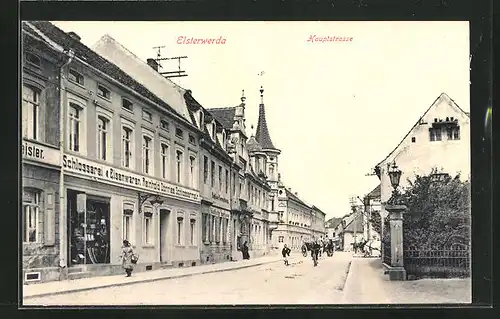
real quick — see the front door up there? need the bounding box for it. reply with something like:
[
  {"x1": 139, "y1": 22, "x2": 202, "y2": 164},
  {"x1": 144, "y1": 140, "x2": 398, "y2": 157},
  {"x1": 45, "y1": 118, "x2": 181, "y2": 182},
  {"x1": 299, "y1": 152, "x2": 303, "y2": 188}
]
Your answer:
[{"x1": 159, "y1": 209, "x2": 170, "y2": 263}]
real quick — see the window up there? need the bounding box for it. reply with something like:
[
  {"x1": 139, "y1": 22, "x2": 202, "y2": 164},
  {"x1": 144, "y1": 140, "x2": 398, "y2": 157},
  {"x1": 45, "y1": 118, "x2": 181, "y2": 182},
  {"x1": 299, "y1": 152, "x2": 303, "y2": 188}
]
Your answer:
[
  {"x1": 189, "y1": 155, "x2": 196, "y2": 188},
  {"x1": 222, "y1": 218, "x2": 228, "y2": 244},
  {"x1": 175, "y1": 127, "x2": 184, "y2": 139},
  {"x1": 161, "y1": 143, "x2": 169, "y2": 179},
  {"x1": 225, "y1": 169, "x2": 229, "y2": 194},
  {"x1": 210, "y1": 215, "x2": 215, "y2": 242},
  {"x1": 218, "y1": 165, "x2": 223, "y2": 191},
  {"x1": 22, "y1": 85, "x2": 40, "y2": 140},
  {"x1": 278, "y1": 236, "x2": 284, "y2": 243},
  {"x1": 25, "y1": 52, "x2": 41, "y2": 68},
  {"x1": 123, "y1": 213, "x2": 132, "y2": 242},
  {"x1": 447, "y1": 127, "x2": 460, "y2": 140},
  {"x1": 190, "y1": 218, "x2": 196, "y2": 245},
  {"x1": 216, "y1": 217, "x2": 222, "y2": 243},
  {"x1": 232, "y1": 173, "x2": 236, "y2": 196},
  {"x1": 189, "y1": 134, "x2": 196, "y2": 145},
  {"x1": 177, "y1": 216, "x2": 184, "y2": 245},
  {"x1": 122, "y1": 127, "x2": 133, "y2": 168},
  {"x1": 144, "y1": 215, "x2": 152, "y2": 244},
  {"x1": 211, "y1": 161, "x2": 215, "y2": 187},
  {"x1": 97, "y1": 116, "x2": 109, "y2": 161},
  {"x1": 69, "y1": 69, "x2": 84, "y2": 86},
  {"x1": 142, "y1": 135, "x2": 152, "y2": 174},
  {"x1": 68, "y1": 103, "x2": 81, "y2": 152},
  {"x1": 411, "y1": 137, "x2": 416, "y2": 143},
  {"x1": 122, "y1": 98, "x2": 133, "y2": 112},
  {"x1": 203, "y1": 156, "x2": 209, "y2": 184},
  {"x1": 429, "y1": 128, "x2": 442, "y2": 141},
  {"x1": 142, "y1": 109, "x2": 152, "y2": 122},
  {"x1": 269, "y1": 165, "x2": 274, "y2": 178},
  {"x1": 176, "y1": 150, "x2": 183, "y2": 184},
  {"x1": 23, "y1": 189, "x2": 40, "y2": 243},
  {"x1": 97, "y1": 84, "x2": 111, "y2": 100},
  {"x1": 160, "y1": 120, "x2": 169, "y2": 131}
]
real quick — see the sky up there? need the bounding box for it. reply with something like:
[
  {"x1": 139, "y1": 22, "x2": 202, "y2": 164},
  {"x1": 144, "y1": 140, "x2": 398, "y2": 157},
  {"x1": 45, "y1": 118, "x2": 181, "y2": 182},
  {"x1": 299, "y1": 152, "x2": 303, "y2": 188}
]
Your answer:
[{"x1": 51, "y1": 21, "x2": 470, "y2": 220}]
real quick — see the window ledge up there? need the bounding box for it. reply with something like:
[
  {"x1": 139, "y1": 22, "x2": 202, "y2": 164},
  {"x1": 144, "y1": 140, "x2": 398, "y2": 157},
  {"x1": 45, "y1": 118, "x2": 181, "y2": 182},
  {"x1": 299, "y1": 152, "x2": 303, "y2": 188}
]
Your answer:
[
  {"x1": 142, "y1": 244, "x2": 155, "y2": 248},
  {"x1": 122, "y1": 107, "x2": 134, "y2": 115},
  {"x1": 97, "y1": 95, "x2": 112, "y2": 103},
  {"x1": 68, "y1": 79, "x2": 85, "y2": 89}
]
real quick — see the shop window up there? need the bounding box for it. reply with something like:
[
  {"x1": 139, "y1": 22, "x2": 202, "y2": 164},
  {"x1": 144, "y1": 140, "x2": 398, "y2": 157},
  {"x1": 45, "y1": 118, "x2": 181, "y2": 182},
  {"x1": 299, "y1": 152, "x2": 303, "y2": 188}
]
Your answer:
[
  {"x1": 97, "y1": 84, "x2": 111, "y2": 100},
  {"x1": 177, "y1": 216, "x2": 184, "y2": 245},
  {"x1": 22, "y1": 85, "x2": 40, "y2": 141},
  {"x1": 176, "y1": 150, "x2": 183, "y2": 184},
  {"x1": 222, "y1": 218, "x2": 228, "y2": 244},
  {"x1": 210, "y1": 215, "x2": 215, "y2": 242},
  {"x1": 68, "y1": 191, "x2": 111, "y2": 265},
  {"x1": 161, "y1": 142, "x2": 169, "y2": 179},
  {"x1": 216, "y1": 216, "x2": 222, "y2": 243},
  {"x1": 68, "y1": 103, "x2": 82, "y2": 152},
  {"x1": 190, "y1": 218, "x2": 196, "y2": 245},
  {"x1": 142, "y1": 135, "x2": 153, "y2": 175},
  {"x1": 122, "y1": 98, "x2": 133, "y2": 112},
  {"x1": 69, "y1": 69, "x2": 84, "y2": 86},
  {"x1": 97, "y1": 116, "x2": 109, "y2": 161},
  {"x1": 23, "y1": 189, "x2": 41, "y2": 243},
  {"x1": 122, "y1": 126, "x2": 133, "y2": 168},
  {"x1": 202, "y1": 213, "x2": 209, "y2": 243}
]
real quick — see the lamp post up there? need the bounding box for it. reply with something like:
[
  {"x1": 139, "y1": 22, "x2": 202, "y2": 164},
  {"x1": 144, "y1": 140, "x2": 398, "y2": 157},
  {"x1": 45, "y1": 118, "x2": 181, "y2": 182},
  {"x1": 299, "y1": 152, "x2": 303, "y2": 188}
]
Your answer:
[{"x1": 385, "y1": 162, "x2": 407, "y2": 281}]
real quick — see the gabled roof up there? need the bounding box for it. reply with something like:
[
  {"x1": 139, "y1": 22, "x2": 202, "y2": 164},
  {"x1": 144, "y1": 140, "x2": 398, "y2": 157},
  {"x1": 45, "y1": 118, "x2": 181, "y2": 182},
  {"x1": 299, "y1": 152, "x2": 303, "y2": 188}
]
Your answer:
[
  {"x1": 26, "y1": 21, "x2": 192, "y2": 128},
  {"x1": 367, "y1": 184, "x2": 381, "y2": 200},
  {"x1": 255, "y1": 102, "x2": 278, "y2": 151},
  {"x1": 284, "y1": 188, "x2": 310, "y2": 208},
  {"x1": 246, "y1": 135, "x2": 263, "y2": 153},
  {"x1": 343, "y1": 213, "x2": 363, "y2": 233},
  {"x1": 374, "y1": 93, "x2": 470, "y2": 171},
  {"x1": 325, "y1": 217, "x2": 343, "y2": 229},
  {"x1": 208, "y1": 107, "x2": 236, "y2": 130}
]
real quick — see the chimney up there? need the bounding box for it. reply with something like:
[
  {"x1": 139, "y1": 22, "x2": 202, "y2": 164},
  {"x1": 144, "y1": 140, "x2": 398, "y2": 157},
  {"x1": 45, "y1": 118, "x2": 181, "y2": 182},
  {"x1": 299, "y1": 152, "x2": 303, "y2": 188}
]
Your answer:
[
  {"x1": 67, "y1": 32, "x2": 81, "y2": 42},
  {"x1": 294, "y1": 192, "x2": 298, "y2": 196},
  {"x1": 147, "y1": 58, "x2": 159, "y2": 72}
]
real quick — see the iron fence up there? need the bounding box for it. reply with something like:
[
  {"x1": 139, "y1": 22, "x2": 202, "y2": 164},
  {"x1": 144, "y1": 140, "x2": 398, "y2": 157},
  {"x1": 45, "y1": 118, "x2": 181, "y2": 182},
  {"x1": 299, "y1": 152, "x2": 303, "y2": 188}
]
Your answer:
[{"x1": 404, "y1": 249, "x2": 470, "y2": 278}]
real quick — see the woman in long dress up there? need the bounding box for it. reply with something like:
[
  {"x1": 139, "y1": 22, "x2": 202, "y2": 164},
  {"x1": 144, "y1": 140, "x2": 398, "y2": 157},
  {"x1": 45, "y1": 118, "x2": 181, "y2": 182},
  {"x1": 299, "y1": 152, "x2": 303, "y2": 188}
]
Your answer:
[
  {"x1": 242, "y1": 241, "x2": 250, "y2": 260},
  {"x1": 120, "y1": 240, "x2": 135, "y2": 277}
]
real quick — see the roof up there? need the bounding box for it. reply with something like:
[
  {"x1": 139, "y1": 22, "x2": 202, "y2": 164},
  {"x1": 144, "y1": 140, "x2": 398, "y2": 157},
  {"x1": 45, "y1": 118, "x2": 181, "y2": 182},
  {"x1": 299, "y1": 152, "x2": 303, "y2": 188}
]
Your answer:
[
  {"x1": 367, "y1": 184, "x2": 381, "y2": 200},
  {"x1": 208, "y1": 107, "x2": 236, "y2": 130},
  {"x1": 343, "y1": 214, "x2": 364, "y2": 233},
  {"x1": 246, "y1": 135, "x2": 263, "y2": 153},
  {"x1": 284, "y1": 188, "x2": 310, "y2": 208},
  {"x1": 26, "y1": 22, "x2": 191, "y2": 128},
  {"x1": 374, "y1": 93, "x2": 470, "y2": 171},
  {"x1": 325, "y1": 217, "x2": 343, "y2": 228},
  {"x1": 312, "y1": 205, "x2": 326, "y2": 216},
  {"x1": 255, "y1": 102, "x2": 278, "y2": 150}
]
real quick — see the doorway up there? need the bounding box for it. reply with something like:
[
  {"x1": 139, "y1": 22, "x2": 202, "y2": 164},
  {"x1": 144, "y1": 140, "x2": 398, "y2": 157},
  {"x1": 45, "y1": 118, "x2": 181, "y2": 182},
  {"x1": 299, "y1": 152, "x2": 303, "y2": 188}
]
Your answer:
[{"x1": 159, "y1": 209, "x2": 170, "y2": 263}]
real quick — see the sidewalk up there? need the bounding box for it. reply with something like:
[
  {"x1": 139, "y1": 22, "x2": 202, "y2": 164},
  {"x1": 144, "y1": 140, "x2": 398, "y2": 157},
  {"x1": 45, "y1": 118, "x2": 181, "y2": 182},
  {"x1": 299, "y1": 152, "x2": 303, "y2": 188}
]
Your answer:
[
  {"x1": 341, "y1": 257, "x2": 471, "y2": 304},
  {"x1": 23, "y1": 253, "x2": 293, "y2": 299}
]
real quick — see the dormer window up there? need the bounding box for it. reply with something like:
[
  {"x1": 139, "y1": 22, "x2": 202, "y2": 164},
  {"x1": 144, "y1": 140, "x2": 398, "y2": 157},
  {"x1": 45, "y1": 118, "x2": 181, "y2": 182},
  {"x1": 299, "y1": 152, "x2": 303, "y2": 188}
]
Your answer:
[
  {"x1": 25, "y1": 52, "x2": 41, "y2": 68},
  {"x1": 97, "y1": 84, "x2": 111, "y2": 100},
  {"x1": 211, "y1": 122, "x2": 216, "y2": 139},
  {"x1": 199, "y1": 112, "x2": 204, "y2": 130}
]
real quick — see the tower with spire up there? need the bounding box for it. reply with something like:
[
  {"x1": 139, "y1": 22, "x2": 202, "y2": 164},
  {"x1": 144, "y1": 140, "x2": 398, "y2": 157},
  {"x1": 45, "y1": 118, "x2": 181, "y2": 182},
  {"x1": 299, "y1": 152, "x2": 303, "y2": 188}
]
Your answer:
[{"x1": 255, "y1": 86, "x2": 281, "y2": 189}]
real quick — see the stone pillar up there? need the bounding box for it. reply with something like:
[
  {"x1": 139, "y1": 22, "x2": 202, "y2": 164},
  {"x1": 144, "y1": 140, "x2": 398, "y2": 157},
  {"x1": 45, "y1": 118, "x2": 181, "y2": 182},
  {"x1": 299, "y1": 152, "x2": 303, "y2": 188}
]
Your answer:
[{"x1": 386, "y1": 204, "x2": 406, "y2": 281}]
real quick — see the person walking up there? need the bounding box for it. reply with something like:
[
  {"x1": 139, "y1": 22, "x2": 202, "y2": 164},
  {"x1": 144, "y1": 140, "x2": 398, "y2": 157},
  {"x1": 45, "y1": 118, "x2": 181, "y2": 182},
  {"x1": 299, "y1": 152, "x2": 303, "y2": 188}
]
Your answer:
[
  {"x1": 311, "y1": 240, "x2": 321, "y2": 267},
  {"x1": 120, "y1": 240, "x2": 137, "y2": 277},
  {"x1": 242, "y1": 241, "x2": 250, "y2": 260},
  {"x1": 282, "y1": 244, "x2": 291, "y2": 266}
]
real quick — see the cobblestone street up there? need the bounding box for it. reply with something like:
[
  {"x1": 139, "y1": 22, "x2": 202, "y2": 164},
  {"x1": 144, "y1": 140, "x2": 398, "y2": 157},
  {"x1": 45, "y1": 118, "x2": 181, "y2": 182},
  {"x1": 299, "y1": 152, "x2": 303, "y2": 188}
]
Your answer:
[{"x1": 24, "y1": 252, "x2": 353, "y2": 305}]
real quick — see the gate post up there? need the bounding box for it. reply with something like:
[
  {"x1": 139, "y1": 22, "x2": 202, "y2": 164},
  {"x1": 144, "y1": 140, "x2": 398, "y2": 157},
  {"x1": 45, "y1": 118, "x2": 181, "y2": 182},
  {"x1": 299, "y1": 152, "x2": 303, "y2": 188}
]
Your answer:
[{"x1": 386, "y1": 204, "x2": 406, "y2": 281}]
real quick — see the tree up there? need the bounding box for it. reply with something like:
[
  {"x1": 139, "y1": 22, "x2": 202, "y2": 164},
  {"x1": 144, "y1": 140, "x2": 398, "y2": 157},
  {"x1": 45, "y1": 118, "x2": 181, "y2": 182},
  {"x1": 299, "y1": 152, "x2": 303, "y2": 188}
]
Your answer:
[
  {"x1": 369, "y1": 210, "x2": 382, "y2": 237},
  {"x1": 400, "y1": 171, "x2": 471, "y2": 251}
]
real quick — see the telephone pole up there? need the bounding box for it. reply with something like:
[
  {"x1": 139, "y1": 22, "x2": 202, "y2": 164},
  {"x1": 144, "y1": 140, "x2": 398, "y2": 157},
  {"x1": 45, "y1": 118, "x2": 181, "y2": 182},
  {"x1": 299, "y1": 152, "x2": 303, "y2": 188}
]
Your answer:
[
  {"x1": 350, "y1": 196, "x2": 357, "y2": 251},
  {"x1": 152, "y1": 45, "x2": 188, "y2": 84}
]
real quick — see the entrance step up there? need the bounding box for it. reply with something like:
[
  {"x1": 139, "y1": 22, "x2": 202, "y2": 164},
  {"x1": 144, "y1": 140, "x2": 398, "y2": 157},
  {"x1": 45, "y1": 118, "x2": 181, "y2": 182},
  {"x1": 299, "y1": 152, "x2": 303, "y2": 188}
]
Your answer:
[
  {"x1": 67, "y1": 267, "x2": 84, "y2": 274},
  {"x1": 68, "y1": 271, "x2": 91, "y2": 280}
]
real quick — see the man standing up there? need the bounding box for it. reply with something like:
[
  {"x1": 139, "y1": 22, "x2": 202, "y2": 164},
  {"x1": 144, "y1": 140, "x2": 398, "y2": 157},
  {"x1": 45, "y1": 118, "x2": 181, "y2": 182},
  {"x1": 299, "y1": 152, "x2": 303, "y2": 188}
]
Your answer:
[
  {"x1": 311, "y1": 240, "x2": 321, "y2": 267},
  {"x1": 282, "y1": 244, "x2": 291, "y2": 266}
]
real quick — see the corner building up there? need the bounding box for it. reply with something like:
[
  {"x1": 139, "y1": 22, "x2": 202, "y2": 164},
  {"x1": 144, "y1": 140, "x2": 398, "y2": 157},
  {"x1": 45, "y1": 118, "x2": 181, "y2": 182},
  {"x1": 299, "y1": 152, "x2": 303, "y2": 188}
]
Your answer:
[{"x1": 25, "y1": 22, "x2": 202, "y2": 281}]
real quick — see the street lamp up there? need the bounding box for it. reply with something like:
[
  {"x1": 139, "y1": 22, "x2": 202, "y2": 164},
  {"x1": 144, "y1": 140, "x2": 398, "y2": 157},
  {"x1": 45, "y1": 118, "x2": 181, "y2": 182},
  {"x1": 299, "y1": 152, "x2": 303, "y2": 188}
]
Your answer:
[{"x1": 384, "y1": 161, "x2": 407, "y2": 281}]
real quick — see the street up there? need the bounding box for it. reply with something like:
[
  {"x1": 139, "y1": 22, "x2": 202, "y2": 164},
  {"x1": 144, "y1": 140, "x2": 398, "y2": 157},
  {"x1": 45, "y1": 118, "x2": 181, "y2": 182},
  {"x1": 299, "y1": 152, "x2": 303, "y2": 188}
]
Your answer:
[{"x1": 24, "y1": 252, "x2": 352, "y2": 305}]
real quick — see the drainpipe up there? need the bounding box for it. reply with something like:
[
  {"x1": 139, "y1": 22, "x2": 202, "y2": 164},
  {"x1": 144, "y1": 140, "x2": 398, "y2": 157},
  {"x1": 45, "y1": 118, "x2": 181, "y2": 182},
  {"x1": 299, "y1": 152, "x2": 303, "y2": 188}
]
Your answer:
[{"x1": 58, "y1": 49, "x2": 75, "y2": 275}]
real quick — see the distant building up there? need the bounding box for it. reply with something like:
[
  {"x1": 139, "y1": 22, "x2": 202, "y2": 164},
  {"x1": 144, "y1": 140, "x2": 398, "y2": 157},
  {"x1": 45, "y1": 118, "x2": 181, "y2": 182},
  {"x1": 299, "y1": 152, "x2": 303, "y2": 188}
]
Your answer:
[
  {"x1": 311, "y1": 206, "x2": 327, "y2": 240},
  {"x1": 325, "y1": 217, "x2": 343, "y2": 239},
  {"x1": 340, "y1": 212, "x2": 364, "y2": 252},
  {"x1": 362, "y1": 184, "x2": 381, "y2": 241},
  {"x1": 373, "y1": 93, "x2": 470, "y2": 243}
]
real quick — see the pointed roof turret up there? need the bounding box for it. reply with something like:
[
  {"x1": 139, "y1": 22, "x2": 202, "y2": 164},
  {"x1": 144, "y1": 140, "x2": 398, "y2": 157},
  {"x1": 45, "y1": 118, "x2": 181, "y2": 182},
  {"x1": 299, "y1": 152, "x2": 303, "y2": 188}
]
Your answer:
[{"x1": 255, "y1": 86, "x2": 279, "y2": 151}]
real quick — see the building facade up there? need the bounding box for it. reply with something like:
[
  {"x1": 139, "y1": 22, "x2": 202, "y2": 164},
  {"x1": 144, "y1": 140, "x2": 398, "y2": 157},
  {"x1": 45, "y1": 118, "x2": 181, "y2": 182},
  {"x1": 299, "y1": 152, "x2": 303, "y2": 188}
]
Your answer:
[
  {"x1": 373, "y1": 93, "x2": 470, "y2": 242},
  {"x1": 311, "y1": 206, "x2": 327, "y2": 240}
]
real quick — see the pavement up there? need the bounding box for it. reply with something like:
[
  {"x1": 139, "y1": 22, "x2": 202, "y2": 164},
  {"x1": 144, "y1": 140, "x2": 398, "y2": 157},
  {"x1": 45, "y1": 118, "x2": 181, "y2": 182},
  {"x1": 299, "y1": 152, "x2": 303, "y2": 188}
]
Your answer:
[
  {"x1": 340, "y1": 257, "x2": 472, "y2": 304},
  {"x1": 23, "y1": 252, "x2": 290, "y2": 300},
  {"x1": 23, "y1": 252, "x2": 353, "y2": 305}
]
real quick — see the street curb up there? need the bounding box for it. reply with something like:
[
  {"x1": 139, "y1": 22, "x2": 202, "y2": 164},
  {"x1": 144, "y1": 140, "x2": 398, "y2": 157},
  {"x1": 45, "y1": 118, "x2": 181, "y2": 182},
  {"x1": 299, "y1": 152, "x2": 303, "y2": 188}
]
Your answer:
[
  {"x1": 339, "y1": 260, "x2": 352, "y2": 291},
  {"x1": 23, "y1": 258, "x2": 282, "y2": 300}
]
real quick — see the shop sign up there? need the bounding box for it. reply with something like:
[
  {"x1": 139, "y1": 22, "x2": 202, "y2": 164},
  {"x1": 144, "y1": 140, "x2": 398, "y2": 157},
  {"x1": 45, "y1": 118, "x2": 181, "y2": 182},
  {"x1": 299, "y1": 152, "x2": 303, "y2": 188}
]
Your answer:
[
  {"x1": 22, "y1": 139, "x2": 60, "y2": 167},
  {"x1": 62, "y1": 153, "x2": 200, "y2": 203},
  {"x1": 212, "y1": 192, "x2": 229, "y2": 204},
  {"x1": 209, "y1": 207, "x2": 230, "y2": 219}
]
